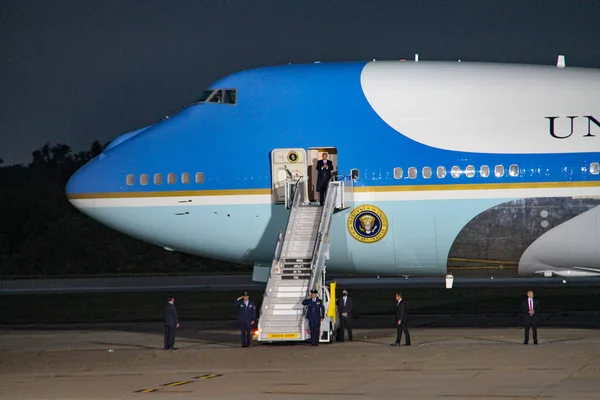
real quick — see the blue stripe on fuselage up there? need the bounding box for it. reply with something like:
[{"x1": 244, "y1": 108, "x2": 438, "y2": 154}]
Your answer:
[{"x1": 67, "y1": 62, "x2": 600, "y2": 195}]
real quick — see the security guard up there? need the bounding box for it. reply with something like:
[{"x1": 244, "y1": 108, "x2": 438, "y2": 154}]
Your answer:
[
  {"x1": 234, "y1": 291, "x2": 256, "y2": 347},
  {"x1": 302, "y1": 289, "x2": 325, "y2": 346}
]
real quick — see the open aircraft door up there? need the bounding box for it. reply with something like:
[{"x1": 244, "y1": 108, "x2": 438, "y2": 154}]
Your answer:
[{"x1": 271, "y1": 148, "x2": 308, "y2": 204}]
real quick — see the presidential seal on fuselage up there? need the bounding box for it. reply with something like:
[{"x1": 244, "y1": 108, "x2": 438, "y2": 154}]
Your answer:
[{"x1": 348, "y1": 204, "x2": 388, "y2": 243}]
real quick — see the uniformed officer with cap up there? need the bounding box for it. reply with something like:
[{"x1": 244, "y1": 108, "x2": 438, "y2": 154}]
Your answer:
[
  {"x1": 302, "y1": 289, "x2": 325, "y2": 346},
  {"x1": 234, "y1": 291, "x2": 256, "y2": 347}
]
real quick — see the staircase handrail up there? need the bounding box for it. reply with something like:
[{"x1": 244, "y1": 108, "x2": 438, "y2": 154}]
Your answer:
[
  {"x1": 258, "y1": 177, "x2": 304, "y2": 336},
  {"x1": 278, "y1": 176, "x2": 306, "y2": 260},
  {"x1": 258, "y1": 230, "x2": 284, "y2": 331},
  {"x1": 305, "y1": 179, "x2": 338, "y2": 302}
]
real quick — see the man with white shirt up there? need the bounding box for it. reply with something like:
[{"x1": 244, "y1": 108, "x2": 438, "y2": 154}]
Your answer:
[
  {"x1": 522, "y1": 290, "x2": 539, "y2": 345},
  {"x1": 337, "y1": 289, "x2": 353, "y2": 342},
  {"x1": 316, "y1": 152, "x2": 334, "y2": 206},
  {"x1": 391, "y1": 292, "x2": 411, "y2": 347}
]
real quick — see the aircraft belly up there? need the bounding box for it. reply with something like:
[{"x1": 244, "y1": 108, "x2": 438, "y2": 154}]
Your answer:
[{"x1": 77, "y1": 196, "x2": 600, "y2": 277}]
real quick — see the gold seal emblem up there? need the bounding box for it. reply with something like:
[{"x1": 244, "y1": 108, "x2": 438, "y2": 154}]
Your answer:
[
  {"x1": 348, "y1": 204, "x2": 388, "y2": 243},
  {"x1": 287, "y1": 151, "x2": 299, "y2": 163}
]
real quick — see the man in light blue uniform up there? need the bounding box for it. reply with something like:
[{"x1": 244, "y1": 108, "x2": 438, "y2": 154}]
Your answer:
[
  {"x1": 302, "y1": 289, "x2": 325, "y2": 346},
  {"x1": 234, "y1": 292, "x2": 256, "y2": 347}
]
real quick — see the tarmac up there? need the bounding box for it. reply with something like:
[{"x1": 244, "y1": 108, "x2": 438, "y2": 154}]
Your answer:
[{"x1": 1, "y1": 322, "x2": 600, "y2": 399}]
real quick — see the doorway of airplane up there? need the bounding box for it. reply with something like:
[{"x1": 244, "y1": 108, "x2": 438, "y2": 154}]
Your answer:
[
  {"x1": 271, "y1": 148, "x2": 308, "y2": 204},
  {"x1": 308, "y1": 147, "x2": 338, "y2": 203}
]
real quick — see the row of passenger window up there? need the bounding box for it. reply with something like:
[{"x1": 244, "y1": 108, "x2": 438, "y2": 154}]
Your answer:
[
  {"x1": 126, "y1": 172, "x2": 204, "y2": 186},
  {"x1": 394, "y1": 164, "x2": 518, "y2": 180},
  {"x1": 394, "y1": 162, "x2": 600, "y2": 179},
  {"x1": 124, "y1": 162, "x2": 600, "y2": 186}
]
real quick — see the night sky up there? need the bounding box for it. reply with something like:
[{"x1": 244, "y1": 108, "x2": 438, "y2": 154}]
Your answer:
[{"x1": 1, "y1": 0, "x2": 599, "y2": 166}]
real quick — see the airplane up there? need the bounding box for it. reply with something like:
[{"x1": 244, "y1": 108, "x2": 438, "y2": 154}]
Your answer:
[{"x1": 66, "y1": 55, "x2": 600, "y2": 288}]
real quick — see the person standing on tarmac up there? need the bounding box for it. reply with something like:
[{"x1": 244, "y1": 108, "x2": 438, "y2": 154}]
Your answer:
[
  {"x1": 234, "y1": 292, "x2": 256, "y2": 347},
  {"x1": 163, "y1": 295, "x2": 179, "y2": 350},
  {"x1": 391, "y1": 292, "x2": 411, "y2": 347},
  {"x1": 337, "y1": 289, "x2": 353, "y2": 342},
  {"x1": 302, "y1": 289, "x2": 325, "y2": 346}
]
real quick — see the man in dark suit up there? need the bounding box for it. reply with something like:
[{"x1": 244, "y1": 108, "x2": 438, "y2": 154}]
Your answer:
[
  {"x1": 234, "y1": 291, "x2": 257, "y2": 347},
  {"x1": 391, "y1": 292, "x2": 411, "y2": 346},
  {"x1": 522, "y1": 290, "x2": 539, "y2": 345},
  {"x1": 337, "y1": 289, "x2": 353, "y2": 342},
  {"x1": 316, "y1": 152, "x2": 334, "y2": 205},
  {"x1": 163, "y1": 295, "x2": 180, "y2": 350}
]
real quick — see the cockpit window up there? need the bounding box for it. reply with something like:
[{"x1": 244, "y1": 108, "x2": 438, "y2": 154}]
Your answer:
[
  {"x1": 195, "y1": 90, "x2": 214, "y2": 103},
  {"x1": 189, "y1": 89, "x2": 237, "y2": 106},
  {"x1": 223, "y1": 89, "x2": 236, "y2": 104}
]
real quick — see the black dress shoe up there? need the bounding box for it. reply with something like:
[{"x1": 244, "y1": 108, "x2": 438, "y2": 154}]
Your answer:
[
  {"x1": 404, "y1": 343, "x2": 411, "y2": 346},
  {"x1": 534, "y1": 342, "x2": 538, "y2": 345}
]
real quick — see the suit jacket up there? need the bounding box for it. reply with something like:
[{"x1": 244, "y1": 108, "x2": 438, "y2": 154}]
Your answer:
[
  {"x1": 164, "y1": 302, "x2": 179, "y2": 326},
  {"x1": 522, "y1": 298, "x2": 539, "y2": 316},
  {"x1": 395, "y1": 300, "x2": 406, "y2": 323},
  {"x1": 316, "y1": 160, "x2": 334, "y2": 191},
  {"x1": 338, "y1": 296, "x2": 353, "y2": 318}
]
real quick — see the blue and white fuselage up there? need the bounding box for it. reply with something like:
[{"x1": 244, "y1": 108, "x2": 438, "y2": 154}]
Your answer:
[{"x1": 66, "y1": 60, "x2": 600, "y2": 278}]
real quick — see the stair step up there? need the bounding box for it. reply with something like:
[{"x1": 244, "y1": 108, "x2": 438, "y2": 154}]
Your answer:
[
  {"x1": 274, "y1": 292, "x2": 307, "y2": 298},
  {"x1": 273, "y1": 303, "x2": 304, "y2": 310},
  {"x1": 261, "y1": 329, "x2": 303, "y2": 335},
  {"x1": 297, "y1": 207, "x2": 321, "y2": 213},
  {"x1": 282, "y1": 269, "x2": 311, "y2": 275},
  {"x1": 284, "y1": 254, "x2": 313, "y2": 259},
  {"x1": 262, "y1": 323, "x2": 302, "y2": 330},
  {"x1": 274, "y1": 285, "x2": 308, "y2": 292},
  {"x1": 266, "y1": 297, "x2": 303, "y2": 304},
  {"x1": 281, "y1": 275, "x2": 311, "y2": 280},
  {"x1": 261, "y1": 313, "x2": 302, "y2": 321},
  {"x1": 263, "y1": 320, "x2": 302, "y2": 328},
  {"x1": 289, "y1": 234, "x2": 318, "y2": 240},
  {"x1": 275, "y1": 279, "x2": 310, "y2": 285},
  {"x1": 291, "y1": 224, "x2": 320, "y2": 231},
  {"x1": 271, "y1": 309, "x2": 303, "y2": 315},
  {"x1": 286, "y1": 246, "x2": 314, "y2": 254}
]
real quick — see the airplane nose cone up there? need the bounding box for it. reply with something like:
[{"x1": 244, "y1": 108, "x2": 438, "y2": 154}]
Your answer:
[
  {"x1": 65, "y1": 167, "x2": 86, "y2": 208},
  {"x1": 65, "y1": 153, "x2": 108, "y2": 208}
]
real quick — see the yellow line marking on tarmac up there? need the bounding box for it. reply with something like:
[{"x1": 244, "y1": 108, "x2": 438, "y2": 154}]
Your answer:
[
  {"x1": 194, "y1": 373, "x2": 222, "y2": 379},
  {"x1": 161, "y1": 380, "x2": 193, "y2": 387},
  {"x1": 134, "y1": 373, "x2": 222, "y2": 393}
]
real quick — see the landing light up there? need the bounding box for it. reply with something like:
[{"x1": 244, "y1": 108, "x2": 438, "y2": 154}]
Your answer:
[{"x1": 445, "y1": 274, "x2": 454, "y2": 289}]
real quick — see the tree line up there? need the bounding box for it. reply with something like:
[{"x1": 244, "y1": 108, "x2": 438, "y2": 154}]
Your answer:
[{"x1": 0, "y1": 142, "x2": 246, "y2": 277}]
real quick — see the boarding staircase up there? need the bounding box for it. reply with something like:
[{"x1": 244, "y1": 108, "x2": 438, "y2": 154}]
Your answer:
[{"x1": 257, "y1": 175, "x2": 354, "y2": 343}]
